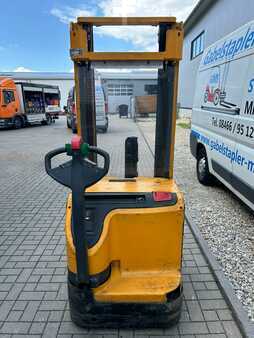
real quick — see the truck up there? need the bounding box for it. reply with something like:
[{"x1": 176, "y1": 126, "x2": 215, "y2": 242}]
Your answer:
[
  {"x1": 0, "y1": 77, "x2": 61, "y2": 129},
  {"x1": 191, "y1": 20, "x2": 254, "y2": 211}
]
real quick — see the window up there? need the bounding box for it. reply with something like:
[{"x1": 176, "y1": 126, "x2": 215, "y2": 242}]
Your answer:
[
  {"x1": 108, "y1": 84, "x2": 133, "y2": 96},
  {"x1": 191, "y1": 31, "x2": 205, "y2": 60},
  {"x1": 3, "y1": 90, "x2": 15, "y2": 105},
  {"x1": 144, "y1": 84, "x2": 158, "y2": 95}
]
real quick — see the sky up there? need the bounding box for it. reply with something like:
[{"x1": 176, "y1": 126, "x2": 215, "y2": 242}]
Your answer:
[{"x1": 0, "y1": 0, "x2": 199, "y2": 73}]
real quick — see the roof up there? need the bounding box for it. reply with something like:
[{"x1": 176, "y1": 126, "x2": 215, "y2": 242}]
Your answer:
[
  {"x1": 0, "y1": 71, "x2": 157, "y2": 81},
  {"x1": 184, "y1": 0, "x2": 218, "y2": 36},
  {"x1": 0, "y1": 72, "x2": 74, "y2": 80},
  {"x1": 0, "y1": 77, "x2": 15, "y2": 88}
]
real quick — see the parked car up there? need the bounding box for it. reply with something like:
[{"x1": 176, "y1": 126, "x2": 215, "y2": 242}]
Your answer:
[{"x1": 190, "y1": 20, "x2": 254, "y2": 211}]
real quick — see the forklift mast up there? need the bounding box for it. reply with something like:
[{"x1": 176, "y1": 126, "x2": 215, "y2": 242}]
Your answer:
[{"x1": 70, "y1": 17, "x2": 183, "y2": 178}]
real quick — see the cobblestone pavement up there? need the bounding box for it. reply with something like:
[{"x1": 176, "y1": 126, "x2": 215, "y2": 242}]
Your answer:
[{"x1": 0, "y1": 116, "x2": 242, "y2": 337}]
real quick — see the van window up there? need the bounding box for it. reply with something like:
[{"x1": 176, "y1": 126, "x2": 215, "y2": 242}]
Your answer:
[
  {"x1": 191, "y1": 31, "x2": 205, "y2": 60},
  {"x1": 3, "y1": 90, "x2": 15, "y2": 104}
]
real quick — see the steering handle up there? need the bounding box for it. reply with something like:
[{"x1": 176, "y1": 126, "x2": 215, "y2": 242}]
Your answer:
[
  {"x1": 44, "y1": 142, "x2": 110, "y2": 190},
  {"x1": 89, "y1": 146, "x2": 110, "y2": 176},
  {"x1": 45, "y1": 147, "x2": 66, "y2": 176}
]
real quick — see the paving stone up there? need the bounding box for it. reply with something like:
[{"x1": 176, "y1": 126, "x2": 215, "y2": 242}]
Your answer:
[
  {"x1": 207, "y1": 321, "x2": 225, "y2": 334},
  {"x1": 203, "y1": 310, "x2": 219, "y2": 321},
  {"x1": 29, "y1": 322, "x2": 46, "y2": 334},
  {"x1": 186, "y1": 300, "x2": 204, "y2": 321},
  {"x1": 217, "y1": 309, "x2": 233, "y2": 321},
  {"x1": 48, "y1": 310, "x2": 64, "y2": 322},
  {"x1": 42, "y1": 322, "x2": 60, "y2": 338},
  {"x1": 183, "y1": 282, "x2": 196, "y2": 300},
  {"x1": 59, "y1": 322, "x2": 88, "y2": 334},
  {"x1": 178, "y1": 322, "x2": 209, "y2": 335},
  {"x1": 20, "y1": 300, "x2": 40, "y2": 321},
  {"x1": 200, "y1": 299, "x2": 228, "y2": 310},
  {"x1": 34, "y1": 310, "x2": 50, "y2": 322},
  {"x1": 196, "y1": 335, "x2": 226, "y2": 338},
  {"x1": 39, "y1": 300, "x2": 66, "y2": 311},
  {"x1": 192, "y1": 282, "x2": 206, "y2": 290},
  {"x1": 5, "y1": 310, "x2": 23, "y2": 322},
  {"x1": 0, "y1": 322, "x2": 31, "y2": 334},
  {"x1": 0, "y1": 301, "x2": 15, "y2": 321},
  {"x1": 196, "y1": 290, "x2": 223, "y2": 300},
  {"x1": 222, "y1": 321, "x2": 242, "y2": 338},
  {"x1": 18, "y1": 291, "x2": 45, "y2": 301},
  {"x1": 0, "y1": 117, "x2": 244, "y2": 338},
  {"x1": 205, "y1": 282, "x2": 218, "y2": 290}
]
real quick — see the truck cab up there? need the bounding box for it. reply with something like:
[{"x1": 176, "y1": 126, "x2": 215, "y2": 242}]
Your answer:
[{"x1": 0, "y1": 78, "x2": 22, "y2": 128}]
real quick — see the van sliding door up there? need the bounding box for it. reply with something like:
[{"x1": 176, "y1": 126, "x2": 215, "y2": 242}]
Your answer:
[{"x1": 232, "y1": 57, "x2": 254, "y2": 207}]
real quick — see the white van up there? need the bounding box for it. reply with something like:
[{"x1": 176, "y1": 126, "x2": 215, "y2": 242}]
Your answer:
[
  {"x1": 66, "y1": 75, "x2": 108, "y2": 133},
  {"x1": 191, "y1": 21, "x2": 254, "y2": 210}
]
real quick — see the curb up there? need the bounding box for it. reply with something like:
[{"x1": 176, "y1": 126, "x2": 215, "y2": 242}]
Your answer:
[{"x1": 185, "y1": 211, "x2": 254, "y2": 338}]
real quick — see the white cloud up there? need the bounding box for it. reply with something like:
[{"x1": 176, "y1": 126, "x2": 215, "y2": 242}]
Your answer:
[
  {"x1": 14, "y1": 66, "x2": 33, "y2": 72},
  {"x1": 51, "y1": 0, "x2": 198, "y2": 50},
  {"x1": 50, "y1": 6, "x2": 95, "y2": 24},
  {"x1": 99, "y1": 0, "x2": 198, "y2": 21}
]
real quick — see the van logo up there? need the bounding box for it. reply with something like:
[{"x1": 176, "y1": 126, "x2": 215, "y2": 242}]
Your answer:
[
  {"x1": 202, "y1": 63, "x2": 240, "y2": 114},
  {"x1": 248, "y1": 78, "x2": 254, "y2": 93},
  {"x1": 203, "y1": 26, "x2": 254, "y2": 66}
]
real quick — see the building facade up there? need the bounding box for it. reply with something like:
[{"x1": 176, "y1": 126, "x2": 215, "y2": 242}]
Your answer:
[
  {"x1": 0, "y1": 71, "x2": 157, "y2": 113},
  {"x1": 178, "y1": 0, "x2": 254, "y2": 114},
  {"x1": 101, "y1": 71, "x2": 157, "y2": 113}
]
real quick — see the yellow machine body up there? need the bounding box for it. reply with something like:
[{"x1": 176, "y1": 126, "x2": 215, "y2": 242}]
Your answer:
[
  {"x1": 65, "y1": 177, "x2": 184, "y2": 303},
  {"x1": 61, "y1": 16, "x2": 185, "y2": 328}
]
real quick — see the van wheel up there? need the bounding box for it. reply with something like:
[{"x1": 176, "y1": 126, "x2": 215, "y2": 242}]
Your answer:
[
  {"x1": 101, "y1": 126, "x2": 108, "y2": 133},
  {"x1": 101, "y1": 118, "x2": 108, "y2": 133},
  {"x1": 67, "y1": 118, "x2": 71, "y2": 129},
  {"x1": 13, "y1": 116, "x2": 23, "y2": 129},
  {"x1": 71, "y1": 120, "x2": 77, "y2": 134},
  {"x1": 46, "y1": 114, "x2": 52, "y2": 125},
  {"x1": 197, "y1": 147, "x2": 214, "y2": 186}
]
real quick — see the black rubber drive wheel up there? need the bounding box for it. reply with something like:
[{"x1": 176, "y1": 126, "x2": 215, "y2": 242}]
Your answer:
[
  {"x1": 196, "y1": 147, "x2": 214, "y2": 186},
  {"x1": 13, "y1": 116, "x2": 23, "y2": 129}
]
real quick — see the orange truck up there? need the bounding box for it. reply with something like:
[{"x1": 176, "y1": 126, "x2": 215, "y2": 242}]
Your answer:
[{"x1": 0, "y1": 77, "x2": 61, "y2": 129}]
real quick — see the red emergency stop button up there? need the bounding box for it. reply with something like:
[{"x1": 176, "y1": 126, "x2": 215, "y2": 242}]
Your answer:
[
  {"x1": 71, "y1": 135, "x2": 82, "y2": 150},
  {"x1": 153, "y1": 191, "x2": 173, "y2": 202}
]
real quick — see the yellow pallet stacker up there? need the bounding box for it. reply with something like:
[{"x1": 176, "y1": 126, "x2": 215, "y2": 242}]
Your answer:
[{"x1": 45, "y1": 17, "x2": 184, "y2": 328}]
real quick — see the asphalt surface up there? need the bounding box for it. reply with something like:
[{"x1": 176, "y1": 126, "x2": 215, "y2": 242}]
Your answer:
[{"x1": 0, "y1": 116, "x2": 242, "y2": 337}]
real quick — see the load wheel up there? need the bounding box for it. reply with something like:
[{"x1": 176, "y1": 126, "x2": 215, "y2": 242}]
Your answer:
[
  {"x1": 196, "y1": 147, "x2": 214, "y2": 186},
  {"x1": 13, "y1": 116, "x2": 23, "y2": 129}
]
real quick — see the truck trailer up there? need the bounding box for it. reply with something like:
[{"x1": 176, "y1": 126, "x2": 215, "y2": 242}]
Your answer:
[{"x1": 0, "y1": 77, "x2": 61, "y2": 129}]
